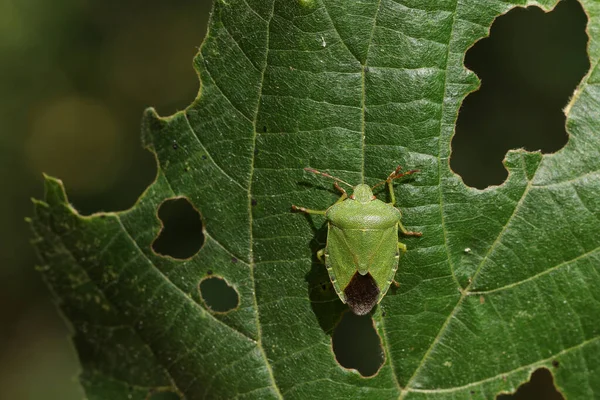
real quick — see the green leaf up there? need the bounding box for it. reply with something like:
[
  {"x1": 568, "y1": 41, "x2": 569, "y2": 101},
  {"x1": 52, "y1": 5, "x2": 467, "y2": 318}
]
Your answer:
[{"x1": 30, "y1": 0, "x2": 600, "y2": 399}]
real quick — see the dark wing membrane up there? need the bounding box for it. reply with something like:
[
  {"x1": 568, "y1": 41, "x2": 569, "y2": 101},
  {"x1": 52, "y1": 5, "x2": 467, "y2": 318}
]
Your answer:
[{"x1": 344, "y1": 272, "x2": 380, "y2": 315}]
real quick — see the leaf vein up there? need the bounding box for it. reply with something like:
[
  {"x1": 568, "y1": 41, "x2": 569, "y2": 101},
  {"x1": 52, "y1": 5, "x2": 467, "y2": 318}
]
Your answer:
[
  {"x1": 182, "y1": 113, "x2": 247, "y2": 191},
  {"x1": 116, "y1": 218, "x2": 255, "y2": 343},
  {"x1": 406, "y1": 336, "x2": 600, "y2": 394},
  {"x1": 247, "y1": 2, "x2": 284, "y2": 398},
  {"x1": 469, "y1": 245, "x2": 600, "y2": 295}
]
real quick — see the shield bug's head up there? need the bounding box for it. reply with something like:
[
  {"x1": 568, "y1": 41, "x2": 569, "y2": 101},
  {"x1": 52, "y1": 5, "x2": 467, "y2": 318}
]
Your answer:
[{"x1": 351, "y1": 184, "x2": 375, "y2": 204}]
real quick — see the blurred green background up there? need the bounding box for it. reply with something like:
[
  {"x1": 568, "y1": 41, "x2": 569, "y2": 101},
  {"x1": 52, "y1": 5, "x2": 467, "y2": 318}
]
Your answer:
[
  {"x1": 0, "y1": 1, "x2": 212, "y2": 398},
  {"x1": 0, "y1": 0, "x2": 589, "y2": 399}
]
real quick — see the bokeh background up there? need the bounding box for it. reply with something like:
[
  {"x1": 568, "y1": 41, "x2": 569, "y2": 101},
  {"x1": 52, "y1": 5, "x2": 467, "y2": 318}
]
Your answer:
[{"x1": 0, "y1": 0, "x2": 589, "y2": 398}]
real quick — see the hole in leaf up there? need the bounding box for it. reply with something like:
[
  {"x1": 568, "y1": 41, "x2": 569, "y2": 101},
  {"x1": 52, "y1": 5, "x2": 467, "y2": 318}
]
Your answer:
[
  {"x1": 331, "y1": 311, "x2": 384, "y2": 377},
  {"x1": 497, "y1": 368, "x2": 563, "y2": 400},
  {"x1": 451, "y1": 0, "x2": 589, "y2": 188},
  {"x1": 199, "y1": 277, "x2": 239, "y2": 313},
  {"x1": 152, "y1": 197, "x2": 204, "y2": 259}
]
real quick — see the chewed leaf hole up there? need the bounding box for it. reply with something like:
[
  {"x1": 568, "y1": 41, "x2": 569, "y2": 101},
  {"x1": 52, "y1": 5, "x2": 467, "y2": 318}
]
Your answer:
[
  {"x1": 497, "y1": 368, "x2": 563, "y2": 400},
  {"x1": 331, "y1": 311, "x2": 383, "y2": 377},
  {"x1": 451, "y1": 0, "x2": 589, "y2": 188},
  {"x1": 199, "y1": 277, "x2": 239, "y2": 313},
  {"x1": 147, "y1": 390, "x2": 181, "y2": 400},
  {"x1": 152, "y1": 197, "x2": 204, "y2": 259}
]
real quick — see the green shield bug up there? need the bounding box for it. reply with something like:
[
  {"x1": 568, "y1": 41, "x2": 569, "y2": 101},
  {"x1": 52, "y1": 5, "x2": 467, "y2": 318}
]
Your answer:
[{"x1": 292, "y1": 166, "x2": 422, "y2": 315}]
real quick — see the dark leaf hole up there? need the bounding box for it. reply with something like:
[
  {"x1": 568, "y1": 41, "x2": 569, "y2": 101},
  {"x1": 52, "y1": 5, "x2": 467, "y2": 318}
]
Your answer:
[
  {"x1": 451, "y1": 0, "x2": 589, "y2": 189},
  {"x1": 497, "y1": 368, "x2": 563, "y2": 400},
  {"x1": 331, "y1": 311, "x2": 383, "y2": 377},
  {"x1": 152, "y1": 197, "x2": 204, "y2": 259},
  {"x1": 199, "y1": 277, "x2": 239, "y2": 313},
  {"x1": 148, "y1": 391, "x2": 180, "y2": 400}
]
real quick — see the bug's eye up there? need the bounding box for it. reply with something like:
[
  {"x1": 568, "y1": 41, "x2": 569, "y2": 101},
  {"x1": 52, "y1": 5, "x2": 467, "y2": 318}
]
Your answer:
[
  {"x1": 371, "y1": 195, "x2": 376, "y2": 200},
  {"x1": 350, "y1": 195, "x2": 355, "y2": 199}
]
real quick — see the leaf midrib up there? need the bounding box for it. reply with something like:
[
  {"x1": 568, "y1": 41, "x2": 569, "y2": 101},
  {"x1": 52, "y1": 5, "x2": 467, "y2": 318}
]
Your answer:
[
  {"x1": 246, "y1": 1, "x2": 284, "y2": 399},
  {"x1": 396, "y1": 0, "x2": 460, "y2": 393}
]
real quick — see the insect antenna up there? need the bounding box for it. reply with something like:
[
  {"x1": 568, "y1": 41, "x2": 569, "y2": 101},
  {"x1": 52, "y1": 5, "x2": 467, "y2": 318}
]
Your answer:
[
  {"x1": 372, "y1": 166, "x2": 419, "y2": 190},
  {"x1": 304, "y1": 167, "x2": 353, "y2": 188}
]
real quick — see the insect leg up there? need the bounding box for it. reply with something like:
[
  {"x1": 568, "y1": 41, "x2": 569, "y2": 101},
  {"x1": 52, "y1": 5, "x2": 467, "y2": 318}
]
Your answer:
[
  {"x1": 389, "y1": 166, "x2": 419, "y2": 181},
  {"x1": 316, "y1": 248, "x2": 325, "y2": 263},
  {"x1": 399, "y1": 221, "x2": 423, "y2": 237},
  {"x1": 398, "y1": 242, "x2": 407, "y2": 254},
  {"x1": 373, "y1": 166, "x2": 419, "y2": 205},
  {"x1": 387, "y1": 180, "x2": 397, "y2": 206},
  {"x1": 333, "y1": 182, "x2": 348, "y2": 204},
  {"x1": 291, "y1": 205, "x2": 326, "y2": 215}
]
